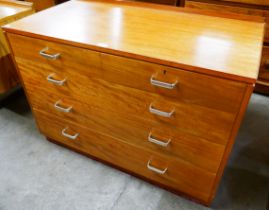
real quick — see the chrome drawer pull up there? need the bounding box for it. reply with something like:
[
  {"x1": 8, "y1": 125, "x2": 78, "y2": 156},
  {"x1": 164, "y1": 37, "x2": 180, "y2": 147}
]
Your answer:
[
  {"x1": 147, "y1": 160, "x2": 167, "y2": 175},
  {"x1": 39, "y1": 47, "x2": 61, "y2": 60},
  {"x1": 61, "y1": 127, "x2": 79, "y2": 140},
  {"x1": 54, "y1": 100, "x2": 72, "y2": 113},
  {"x1": 148, "y1": 132, "x2": 171, "y2": 147},
  {"x1": 150, "y1": 76, "x2": 178, "y2": 89},
  {"x1": 149, "y1": 103, "x2": 175, "y2": 118},
  {"x1": 47, "y1": 73, "x2": 66, "y2": 86}
]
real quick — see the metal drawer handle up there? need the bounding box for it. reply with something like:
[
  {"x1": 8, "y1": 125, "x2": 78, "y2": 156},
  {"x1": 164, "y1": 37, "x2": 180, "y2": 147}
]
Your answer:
[
  {"x1": 150, "y1": 76, "x2": 178, "y2": 89},
  {"x1": 147, "y1": 160, "x2": 167, "y2": 175},
  {"x1": 149, "y1": 103, "x2": 175, "y2": 118},
  {"x1": 39, "y1": 47, "x2": 61, "y2": 60},
  {"x1": 61, "y1": 127, "x2": 79, "y2": 140},
  {"x1": 47, "y1": 73, "x2": 66, "y2": 86},
  {"x1": 148, "y1": 132, "x2": 171, "y2": 147},
  {"x1": 54, "y1": 100, "x2": 72, "y2": 113}
]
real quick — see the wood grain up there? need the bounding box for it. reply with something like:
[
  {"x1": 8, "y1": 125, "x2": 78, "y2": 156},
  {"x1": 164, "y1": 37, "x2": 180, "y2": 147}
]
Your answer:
[
  {"x1": 184, "y1": 0, "x2": 269, "y2": 94},
  {"x1": 7, "y1": 33, "x2": 247, "y2": 114},
  {"x1": 16, "y1": 56, "x2": 238, "y2": 145},
  {"x1": 208, "y1": 84, "x2": 253, "y2": 204},
  {"x1": 0, "y1": 0, "x2": 34, "y2": 94},
  {"x1": 0, "y1": 0, "x2": 33, "y2": 22},
  {"x1": 26, "y1": 0, "x2": 55, "y2": 11},
  {"x1": 258, "y1": 46, "x2": 269, "y2": 81},
  {"x1": 3, "y1": 0, "x2": 264, "y2": 82},
  {"x1": 4, "y1": 0, "x2": 262, "y2": 205},
  {"x1": 34, "y1": 109, "x2": 217, "y2": 203},
  {"x1": 6, "y1": 33, "x2": 101, "y2": 73},
  {"x1": 256, "y1": 45, "x2": 269, "y2": 94},
  {"x1": 101, "y1": 53, "x2": 247, "y2": 113},
  {"x1": 23, "y1": 81, "x2": 227, "y2": 173},
  {"x1": 185, "y1": 1, "x2": 269, "y2": 42},
  {"x1": 0, "y1": 54, "x2": 18, "y2": 93}
]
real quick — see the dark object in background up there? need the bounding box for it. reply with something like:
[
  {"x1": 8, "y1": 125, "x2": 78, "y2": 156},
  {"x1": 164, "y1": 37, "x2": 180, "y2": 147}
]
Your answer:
[
  {"x1": 56, "y1": 0, "x2": 68, "y2": 4},
  {"x1": 56, "y1": 0, "x2": 182, "y2": 6},
  {"x1": 25, "y1": 0, "x2": 55, "y2": 11}
]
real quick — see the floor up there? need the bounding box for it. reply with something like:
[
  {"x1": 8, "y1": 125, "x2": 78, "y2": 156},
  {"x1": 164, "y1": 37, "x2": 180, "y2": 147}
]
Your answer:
[{"x1": 0, "y1": 90, "x2": 268, "y2": 210}]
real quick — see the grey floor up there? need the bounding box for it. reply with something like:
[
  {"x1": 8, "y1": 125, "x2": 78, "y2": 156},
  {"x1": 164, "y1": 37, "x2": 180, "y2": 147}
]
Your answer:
[{"x1": 0, "y1": 90, "x2": 268, "y2": 210}]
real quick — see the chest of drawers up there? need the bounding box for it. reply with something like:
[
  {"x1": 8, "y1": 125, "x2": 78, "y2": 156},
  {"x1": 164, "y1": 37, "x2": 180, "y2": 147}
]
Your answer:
[
  {"x1": 0, "y1": 0, "x2": 33, "y2": 94},
  {"x1": 3, "y1": 0, "x2": 264, "y2": 206}
]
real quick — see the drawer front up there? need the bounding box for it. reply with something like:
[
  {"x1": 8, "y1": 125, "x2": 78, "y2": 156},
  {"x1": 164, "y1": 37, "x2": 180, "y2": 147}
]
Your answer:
[
  {"x1": 18, "y1": 60, "x2": 236, "y2": 146},
  {"x1": 185, "y1": 1, "x2": 269, "y2": 42},
  {"x1": 29, "y1": 86, "x2": 225, "y2": 173},
  {"x1": 7, "y1": 33, "x2": 101, "y2": 77},
  {"x1": 19, "y1": 70, "x2": 225, "y2": 172},
  {"x1": 100, "y1": 53, "x2": 246, "y2": 114},
  {"x1": 259, "y1": 46, "x2": 269, "y2": 81},
  {"x1": 22, "y1": 80, "x2": 226, "y2": 172},
  {"x1": 8, "y1": 33, "x2": 246, "y2": 114},
  {"x1": 34, "y1": 109, "x2": 216, "y2": 203}
]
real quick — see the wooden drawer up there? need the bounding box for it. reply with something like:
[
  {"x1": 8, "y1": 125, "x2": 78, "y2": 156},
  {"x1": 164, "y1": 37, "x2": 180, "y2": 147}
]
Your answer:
[
  {"x1": 21, "y1": 71, "x2": 226, "y2": 172},
  {"x1": 185, "y1": 1, "x2": 269, "y2": 42},
  {"x1": 259, "y1": 46, "x2": 269, "y2": 81},
  {"x1": 100, "y1": 54, "x2": 246, "y2": 114},
  {"x1": 34, "y1": 109, "x2": 217, "y2": 203},
  {"x1": 28, "y1": 85, "x2": 225, "y2": 173},
  {"x1": 6, "y1": 33, "x2": 101, "y2": 77},
  {"x1": 18, "y1": 61, "x2": 236, "y2": 146},
  {"x1": 8, "y1": 33, "x2": 246, "y2": 114}
]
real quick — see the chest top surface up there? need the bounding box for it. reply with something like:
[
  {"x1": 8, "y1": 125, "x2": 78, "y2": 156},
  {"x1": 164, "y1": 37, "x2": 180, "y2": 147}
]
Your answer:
[
  {"x1": 2, "y1": 0, "x2": 265, "y2": 82},
  {"x1": 0, "y1": 0, "x2": 32, "y2": 20}
]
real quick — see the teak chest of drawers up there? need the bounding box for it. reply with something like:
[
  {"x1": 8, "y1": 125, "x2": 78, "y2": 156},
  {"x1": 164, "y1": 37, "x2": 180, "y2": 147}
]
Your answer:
[{"x1": 3, "y1": 0, "x2": 264, "y2": 205}]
